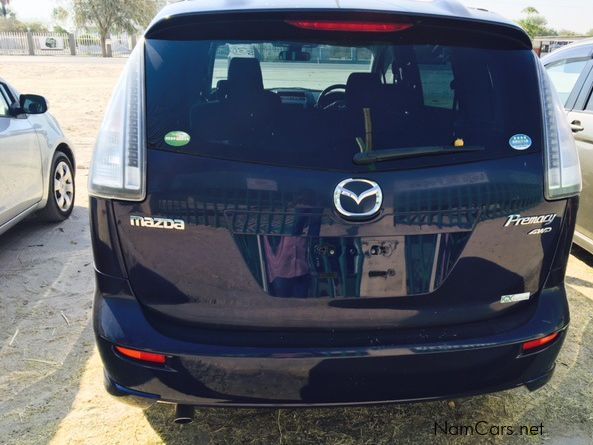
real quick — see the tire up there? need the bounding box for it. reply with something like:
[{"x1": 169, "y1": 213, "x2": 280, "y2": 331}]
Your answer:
[{"x1": 38, "y1": 151, "x2": 75, "y2": 222}]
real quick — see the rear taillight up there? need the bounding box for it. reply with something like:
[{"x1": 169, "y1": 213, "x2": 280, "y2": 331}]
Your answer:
[
  {"x1": 89, "y1": 40, "x2": 146, "y2": 201},
  {"x1": 286, "y1": 20, "x2": 413, "y2": 33},
  {"x1": 536, "y1": 57, "x2": 582, "y2": 200}
]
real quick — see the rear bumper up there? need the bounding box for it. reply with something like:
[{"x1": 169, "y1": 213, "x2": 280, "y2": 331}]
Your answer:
[{"x1": 94, "y1": 272, "x2": 569, "y2": 408}]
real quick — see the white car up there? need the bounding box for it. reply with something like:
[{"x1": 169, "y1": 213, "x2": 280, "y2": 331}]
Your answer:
[
  {"x1": 542, "y1": 39, "x2": 593, "y2": 255},
  {"x1": 0, "y1": 77, "x2": 75, "y2": 235}
]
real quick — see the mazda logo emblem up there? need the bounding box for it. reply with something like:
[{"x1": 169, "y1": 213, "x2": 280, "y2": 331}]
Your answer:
[{"x1": 334, "y1": 178, "x2": 383, "y2": 220}]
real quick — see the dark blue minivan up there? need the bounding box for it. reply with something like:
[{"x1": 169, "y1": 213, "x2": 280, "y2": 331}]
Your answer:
[{"x1": 89, "y1": 0, "x2": 581, "y2": 423}]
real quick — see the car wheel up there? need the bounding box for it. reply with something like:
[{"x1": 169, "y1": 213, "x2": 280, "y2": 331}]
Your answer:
[{"x1": 39, "y1": 151, "x2": 75, "y2": 222}]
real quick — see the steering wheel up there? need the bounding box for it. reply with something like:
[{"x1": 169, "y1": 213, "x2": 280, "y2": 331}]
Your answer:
[{"x1": 317, "y1": 84, "x2": 347, "y2": 109}]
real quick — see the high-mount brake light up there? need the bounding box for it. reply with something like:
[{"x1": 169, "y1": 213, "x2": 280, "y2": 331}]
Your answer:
[
  {"x1": 286, "y1": 20, "x2": 413, "y2": 33},
  {"x1": 89, "y1": 40, "x2": 146, "y2": 201}
]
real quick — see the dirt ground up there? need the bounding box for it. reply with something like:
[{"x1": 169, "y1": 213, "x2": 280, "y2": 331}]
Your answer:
[{"x1": 0, "y1": 56, "x2": 592, "y2": 445}]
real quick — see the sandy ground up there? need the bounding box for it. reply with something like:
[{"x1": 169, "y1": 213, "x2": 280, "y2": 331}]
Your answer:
[{"x1": 0, "y1": 56, "x2": 592, "y2": 445}]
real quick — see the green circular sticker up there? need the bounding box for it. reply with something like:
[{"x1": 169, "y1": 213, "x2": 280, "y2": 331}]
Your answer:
[{"x1": 164, "y1": 131, "x2": 191, "y2": 147}]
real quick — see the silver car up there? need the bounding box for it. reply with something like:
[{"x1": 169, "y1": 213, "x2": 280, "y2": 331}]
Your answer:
[
  {"x1": 0, "y1": 77, "x2": 75, "y2": 235},
  {"x1": 543, "y1": 39, "x2": 593, "y2": 254}
]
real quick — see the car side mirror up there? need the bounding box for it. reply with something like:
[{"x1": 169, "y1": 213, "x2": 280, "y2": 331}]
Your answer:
[{"x1": 19, "y1": 94, "x2": 48, "y2": 115}]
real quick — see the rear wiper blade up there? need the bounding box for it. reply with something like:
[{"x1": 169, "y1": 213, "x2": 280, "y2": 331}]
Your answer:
[{"x1": 353, "y1": 145, "x2": 484, "y2": 165}]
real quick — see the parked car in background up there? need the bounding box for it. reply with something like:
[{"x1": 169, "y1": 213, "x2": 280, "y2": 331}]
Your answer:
[
  {"x1": 0, "y1": 77, "x2": 75, "y2": 235},
  {"x1": 90, "y1": 0, "x2": 580, "y2": 423},
  {"x1": 543, "y1": 39, "x2": 593, "y2": 254},
  {"x1": 227, "y1": 44, "x2": 261, "y2": 60}
]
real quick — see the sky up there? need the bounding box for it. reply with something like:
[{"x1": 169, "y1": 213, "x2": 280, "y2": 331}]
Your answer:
[
  {"x1": 8, "y1": 0, "x2": 593, "y2": 34},
  {"x1": 458, "y1": 0, "x2": 593, "y2": 34}
]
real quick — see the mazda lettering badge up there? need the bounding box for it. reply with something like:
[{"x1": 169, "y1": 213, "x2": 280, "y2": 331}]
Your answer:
[{"x1": 334, "y1": 178, "x2": 383, "y2": 220}]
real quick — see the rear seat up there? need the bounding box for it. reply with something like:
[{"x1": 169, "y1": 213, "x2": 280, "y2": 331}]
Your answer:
[
  {"x1": 191, "y1": 58, "x2": 280, "y2": 147},
  {"x1": 191, "y1": 63, "x2": 436, "y2": 153},
  {"x1": 345, "y1": 73, "x2": 407, "y2": 149}
]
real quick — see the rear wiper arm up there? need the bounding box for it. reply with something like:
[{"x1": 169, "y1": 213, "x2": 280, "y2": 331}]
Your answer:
[{"x1": 353, "y1": 145, "x2": 484, "y2": 165}]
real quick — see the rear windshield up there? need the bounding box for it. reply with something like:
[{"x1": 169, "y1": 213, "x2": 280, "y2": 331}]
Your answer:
[{"x1": 145, "y1": 26, "x2": 542, "y2": 171}]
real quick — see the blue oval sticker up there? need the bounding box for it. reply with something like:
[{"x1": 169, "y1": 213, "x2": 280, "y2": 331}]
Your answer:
[{"x1": 509, "y1": 134, "x2": 532, "y2": 151}]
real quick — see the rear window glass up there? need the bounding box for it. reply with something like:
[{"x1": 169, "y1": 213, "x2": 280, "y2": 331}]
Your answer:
[
  {"x1": 212, "y1": 44, "x2": 373, "y2": 90},
  {"x1": 145, "y1": 33, "x2": 542, "y2": 171}
]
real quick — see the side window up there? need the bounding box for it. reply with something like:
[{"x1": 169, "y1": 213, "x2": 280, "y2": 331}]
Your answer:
[
  {"x1": 415, "y1": 46, "x2": 455, "y2": 109},
  {"x1": 546, "y1": 59, "x2": 589, "y2": 106},
  {"x1": 586, "y1": 71, "x2": 593, "y2": 112},
  {"x1": 0, "y1": 84, "x2": 11, "y2": 117},
  {"x1": 586, "y1": 91, "x2": 593, "y2": 112}
]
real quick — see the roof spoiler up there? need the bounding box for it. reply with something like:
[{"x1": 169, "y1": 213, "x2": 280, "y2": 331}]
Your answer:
[{"x1": 145, "y1": 10, "x2": 532, "y2": 49}]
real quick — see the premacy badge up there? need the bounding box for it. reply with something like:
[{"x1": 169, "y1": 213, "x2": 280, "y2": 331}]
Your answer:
[{"x1": 504, "y1": 213, "x2": 557, "y2": 227}]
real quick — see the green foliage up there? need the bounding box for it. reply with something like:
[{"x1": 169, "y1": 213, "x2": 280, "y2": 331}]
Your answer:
[
  {"x1": 517, "y1": 6, "x2": 583, "y2": 39},
  {"x1": 52, "y1": 6, "x2": 70, "y2": 23},
  {"x1": 53, "y1": 25, "x2": 70, "y2": 34},
  {"x1": 517, "y1": 6, "x2": 557, "y2": 38},
  {"x1": 51, "y1": 6, "x2": 70, "y2": 25},
  {"x1": 72, "y1": 0, "x2": 161, "y2": 56},
  {"x1": 557, "y1": 29, "x2": 581, "y2": 37},
  {"x1": 52, "y1": 6, "x2": 71, "y2": 33},
  {"x1": 522, "y1": 6, "x2": 540, "y2": 15},
  {"x1": 0, "y1": 17, "x2": 49, "y2": 33},
  {"x1": 73, "y1": 0, "x2": 160, "y2": 35}
]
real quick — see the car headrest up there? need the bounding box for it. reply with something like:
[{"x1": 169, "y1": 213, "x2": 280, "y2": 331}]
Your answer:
[
  {"x1": 228, "y1": 57, "x2": 264, "y2": 93},
  {"x1": 216, "y1": 79, "x2": 229, "y2": 99},
  {"x1": 346, "y1": 73, "x2": 382, "y2": 107}
]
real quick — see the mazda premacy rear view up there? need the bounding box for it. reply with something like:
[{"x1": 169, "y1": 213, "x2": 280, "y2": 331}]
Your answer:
[{"x1": 89, "y1": 0, "x2": 581, "y2": 420}]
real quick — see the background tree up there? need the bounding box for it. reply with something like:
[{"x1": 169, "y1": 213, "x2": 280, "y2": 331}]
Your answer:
[
  {"x1": 52, "y1": 6, "x2": 71, "y2": 33},
  {"x1": 522, "y1": 6, "x2": 539, "y2": 15},
  {"x1": 72, "y1": 0, "x2": 160, "y2": 57},
  {"x1": 1, "y1": 0, "x2": 9, "y2": 18},
  {"x1": 517, "y1": 7, "x2": 557, "y2": 38},
  {"x1": 557, "y1": 29, "x2": 580, "y2": 37},
  {"x1": 0, "y1": 13, "x2": 49, "y2": 32}
]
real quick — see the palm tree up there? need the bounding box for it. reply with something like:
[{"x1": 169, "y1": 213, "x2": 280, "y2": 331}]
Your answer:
[{"x1": 522, "y1": 7, "x2": 539, "y2": 15}]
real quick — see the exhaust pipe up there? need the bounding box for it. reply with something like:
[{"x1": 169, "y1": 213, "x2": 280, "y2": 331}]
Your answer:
[{"x1": 174, "y1": 404, "x2": 194, "y2": 424}]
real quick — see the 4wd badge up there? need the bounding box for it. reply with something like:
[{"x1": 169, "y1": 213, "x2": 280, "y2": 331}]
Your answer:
[{"x1": 504, "y1": 213, "x2": 557, "y2": 235}]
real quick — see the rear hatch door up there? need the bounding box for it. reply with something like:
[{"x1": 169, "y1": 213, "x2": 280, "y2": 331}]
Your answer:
[{"x1": 112, "y1": 13, "x2": 566, "y2": 329}]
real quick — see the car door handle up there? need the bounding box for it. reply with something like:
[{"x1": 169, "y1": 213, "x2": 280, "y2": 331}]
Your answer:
[{"x1": 570, "y1": 120, "x2": 585, "y2": 133}]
